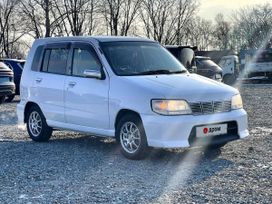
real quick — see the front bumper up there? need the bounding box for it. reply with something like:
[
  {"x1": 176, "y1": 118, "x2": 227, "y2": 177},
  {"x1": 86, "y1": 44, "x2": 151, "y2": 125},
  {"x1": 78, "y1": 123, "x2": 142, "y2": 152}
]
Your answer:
[
  {"x1": 0, "y1": 84, "x2": 15, "y2": 96},
  {"x1": 141, "y1": 109, "x2": 249, "y2": 148}
]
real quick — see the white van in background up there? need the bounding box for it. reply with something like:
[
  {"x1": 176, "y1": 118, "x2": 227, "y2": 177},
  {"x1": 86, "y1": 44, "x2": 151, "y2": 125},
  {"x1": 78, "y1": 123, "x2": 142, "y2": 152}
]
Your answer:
[{"x1": 219, "y1": 55, "x2": 240, "y2": 84}]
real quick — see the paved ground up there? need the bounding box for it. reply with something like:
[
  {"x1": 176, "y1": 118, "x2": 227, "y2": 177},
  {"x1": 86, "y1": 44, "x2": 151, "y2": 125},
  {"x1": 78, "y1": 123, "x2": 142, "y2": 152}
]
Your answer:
[{"x1": 0, "y1": 83, "x2": 271, "y2": 203}]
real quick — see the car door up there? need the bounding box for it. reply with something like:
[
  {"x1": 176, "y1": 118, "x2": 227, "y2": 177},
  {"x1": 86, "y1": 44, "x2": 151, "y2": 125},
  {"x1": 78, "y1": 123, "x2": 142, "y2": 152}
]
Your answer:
[
  {"x1": 33, "y1": 43, "x2": 70, "y2": 123},
  {"x1": 64, "y1": 42, "x2": 110, "y2": 130}
]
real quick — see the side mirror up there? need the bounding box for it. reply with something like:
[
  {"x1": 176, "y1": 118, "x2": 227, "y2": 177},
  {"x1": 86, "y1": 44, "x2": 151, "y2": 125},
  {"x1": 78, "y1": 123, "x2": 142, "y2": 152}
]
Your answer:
[{"x1": 83, "y1": 69, "x2": 102, "y2": 79}]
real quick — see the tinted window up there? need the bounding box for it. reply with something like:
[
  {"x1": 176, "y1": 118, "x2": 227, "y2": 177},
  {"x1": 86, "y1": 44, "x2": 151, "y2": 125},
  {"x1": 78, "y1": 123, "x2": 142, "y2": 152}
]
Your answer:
[
  {"x1": 47, "y1": 49, "x2": 69, "y2": 74},
  {"x1": 41, "y1": 50, "x2": 51, "y2": 72},
  {"x1": 72, "y1": 48, "x2": 101, "y2": 77},
  {"x1": 31, "y1": 46, "x2": 43, "y2": 71},
  {"x1": 41, "y1": 48, "x2": 69, "y2": 74},
  {"x1": 197, "y1": 59, "x2": 218, "y2": 67},
  {"x1": 101, "y1": 42, "x2": 186, "y2": 76}
]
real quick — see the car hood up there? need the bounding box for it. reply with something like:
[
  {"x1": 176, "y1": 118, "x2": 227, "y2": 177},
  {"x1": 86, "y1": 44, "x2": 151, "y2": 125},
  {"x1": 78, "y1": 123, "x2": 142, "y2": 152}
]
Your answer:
[{"x1": 122, "y1": 73, "x2": 238, "y2": 102}]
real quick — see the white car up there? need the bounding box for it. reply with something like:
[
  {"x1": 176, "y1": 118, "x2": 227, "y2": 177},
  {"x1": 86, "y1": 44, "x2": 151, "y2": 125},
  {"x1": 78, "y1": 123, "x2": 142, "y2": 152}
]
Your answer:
[{"x1": 17, "y1": 36, "x2": 249, "y2": 159}]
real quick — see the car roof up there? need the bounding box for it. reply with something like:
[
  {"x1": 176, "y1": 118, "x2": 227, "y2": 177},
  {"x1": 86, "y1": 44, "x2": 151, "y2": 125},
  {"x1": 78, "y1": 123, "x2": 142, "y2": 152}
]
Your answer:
[
  {"x1": 93, "y1": 36, "x2": 155, "y2": 43},
  {"x1": 34, "y1": 36, "x2": 155, "y2": 44}
]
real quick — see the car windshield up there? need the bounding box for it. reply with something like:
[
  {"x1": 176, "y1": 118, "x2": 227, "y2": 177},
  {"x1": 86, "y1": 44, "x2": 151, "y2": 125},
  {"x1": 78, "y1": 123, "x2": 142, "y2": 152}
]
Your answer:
[
  {"x1": 197, "y1": 59, "x2": 218, "y2": 67},
  {"x1": 100, "y1": 42, "x2": 187, "y2": 76}
]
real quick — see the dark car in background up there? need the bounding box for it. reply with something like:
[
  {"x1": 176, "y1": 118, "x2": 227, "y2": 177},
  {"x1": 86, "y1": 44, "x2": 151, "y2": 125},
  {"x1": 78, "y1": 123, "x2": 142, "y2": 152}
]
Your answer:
[
  {"x1": 1, "y1": 59, "x2": 25, "y2": 102},
  {"x1": 195, "y1": 56, "x2": 223, "y2": 81},
  {"x1": 166, "y1": 45, "x2": 223, "y2": 81},
  {"x1": 0, "y1": 62, "x2": 15, "y2": 104}
]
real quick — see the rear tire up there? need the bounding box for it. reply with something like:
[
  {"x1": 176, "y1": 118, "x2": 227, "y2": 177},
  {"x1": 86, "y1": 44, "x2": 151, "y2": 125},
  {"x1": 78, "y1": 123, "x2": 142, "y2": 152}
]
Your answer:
[
  {"x1": 26, "y1": 105, "x2": 53, "y2": 142},
  {"x1": 116, "y1": 114, "x2": 149, "y2": 160},
  {"x1": 0, "y1": 96, "x2": 5, "y2": 104},
  {"x1": 223, "y1": 74, "x2": 236, "y2": 85},
  {"x1": 5, "y1": 94, "x2": 15, "y2": 102}
]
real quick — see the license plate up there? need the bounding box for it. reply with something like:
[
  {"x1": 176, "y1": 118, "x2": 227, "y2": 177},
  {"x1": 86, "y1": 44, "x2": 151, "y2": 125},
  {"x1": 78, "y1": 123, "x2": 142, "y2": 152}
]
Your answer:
[{"x1": 196, "y1": 124, "x2": 227, "y2": 138}]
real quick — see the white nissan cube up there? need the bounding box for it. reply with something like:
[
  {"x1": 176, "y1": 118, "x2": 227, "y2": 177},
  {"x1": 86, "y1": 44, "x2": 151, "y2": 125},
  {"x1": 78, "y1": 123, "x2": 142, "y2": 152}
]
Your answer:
[{"x1": 17, "y1": 36, "x2": 249, "y2": 159}]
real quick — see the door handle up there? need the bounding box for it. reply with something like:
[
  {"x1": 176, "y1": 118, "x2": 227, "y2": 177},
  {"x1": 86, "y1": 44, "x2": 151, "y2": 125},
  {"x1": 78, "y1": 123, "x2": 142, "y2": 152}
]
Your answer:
[
  {"x1": 68, "y1": 82, "x2": 76, "y2": 87},
  {"x1": 35, "y1": 78, "x2": 42, "y2": 83}
]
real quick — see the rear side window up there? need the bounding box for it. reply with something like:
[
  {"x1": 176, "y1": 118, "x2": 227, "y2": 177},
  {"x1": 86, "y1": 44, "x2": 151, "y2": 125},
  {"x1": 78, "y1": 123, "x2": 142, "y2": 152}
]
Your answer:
[
  {"x1": 31, "y1": 46, "x2": 43, "y2": 71},
  {"x1": 41, "y1": 48, "x2": 69, "y2": 75},
  {"x1": 42, "y1": 50, "x2": 50, "y2": 72}
]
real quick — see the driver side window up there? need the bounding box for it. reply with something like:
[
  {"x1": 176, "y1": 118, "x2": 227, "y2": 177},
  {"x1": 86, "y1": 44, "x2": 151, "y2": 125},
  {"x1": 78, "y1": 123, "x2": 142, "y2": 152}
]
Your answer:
[{"x1": 72, "y1": 48, "x2": 101, "y2": 77}]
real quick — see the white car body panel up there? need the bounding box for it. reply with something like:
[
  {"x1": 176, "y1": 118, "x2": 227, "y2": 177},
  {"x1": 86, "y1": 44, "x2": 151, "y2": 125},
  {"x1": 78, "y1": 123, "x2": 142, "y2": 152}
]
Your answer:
[
  {"x1": 246, "y1": 62, "x2": 272, "y2": 73},
  {"x1": 32, "y1": 72, "x2": 66, "y2": 123},
  {"x1": 17, "y1": 36, "x2": 249, "y2": 148},
  {"x1": 64, "y1": 75, "x2": 110, "y2": 130}
]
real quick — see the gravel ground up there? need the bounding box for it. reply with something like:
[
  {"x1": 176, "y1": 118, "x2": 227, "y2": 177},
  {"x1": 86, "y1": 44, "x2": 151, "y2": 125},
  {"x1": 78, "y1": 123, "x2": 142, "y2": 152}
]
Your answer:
[{"x1": 0, "y1": 83, "x2": 272, "y2": 204}]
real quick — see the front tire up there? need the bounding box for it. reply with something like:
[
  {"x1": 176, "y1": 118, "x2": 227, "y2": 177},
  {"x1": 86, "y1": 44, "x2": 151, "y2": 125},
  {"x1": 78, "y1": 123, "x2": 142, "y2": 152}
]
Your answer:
[
  {"x1": 0, "y1": 96, "x2": 5, "y2": 104},
  {"x1": 5, "y1": 94, "x2": 15, "y2": 102},
  {"x1": 116, "y1": 114, "x2": 149, "y2": 160},
  {"x1": 26, "y1": 105, "x2": 53, "y2": 142},
  {"x1": 223, "y1": 74, "x2": 236, "y2": 85}
]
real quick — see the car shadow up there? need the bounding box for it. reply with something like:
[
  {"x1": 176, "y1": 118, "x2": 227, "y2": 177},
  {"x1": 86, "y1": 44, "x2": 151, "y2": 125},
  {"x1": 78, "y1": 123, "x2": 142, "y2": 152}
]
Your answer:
[{"x1": 0, "y1": 135, "x2": 234, "y2": 203}]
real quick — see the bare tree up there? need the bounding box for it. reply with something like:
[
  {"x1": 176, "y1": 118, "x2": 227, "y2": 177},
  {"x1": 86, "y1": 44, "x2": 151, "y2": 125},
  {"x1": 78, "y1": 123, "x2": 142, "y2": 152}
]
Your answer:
[
  {"x1": 232, "y1": 3, "x2": 272, "y2": 50},
  {"x1": 53, "y1": 0, "x2": 99, "y2": 36},
  {"x1": 20, "y1": 0, "x2": 68, "y2": 38},
  {"x1": 185, "y1": 17, "x2": 213, "y2": 50},
  {"x1": 212, "y1": 13, "x2": 231, "y2": 50},
  {"x1": 174, "y1": 0, "x2": 199, "y2": 45},
  {"x1": 140, "y1": 0, "x2": 199, "y2": 44},
  {"x1": 101, "y1": 0, "x2": 142, "y2": 36},
  {"x1": 101, "y1": 0, "x2": 122, "y2": 36},
  {"x1": 0, "y1": 0, "x2": 25, "y2": 57},
  {"x1": 119, "y1": 0, "x2": 142, "y2": 36}
]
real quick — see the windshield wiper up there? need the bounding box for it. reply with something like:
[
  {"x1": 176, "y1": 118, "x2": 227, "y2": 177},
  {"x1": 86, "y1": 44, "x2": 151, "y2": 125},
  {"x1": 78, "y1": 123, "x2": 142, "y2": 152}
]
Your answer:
[
  {"x1": 138, "y1": 69, "x2": 171, "y2": 75},
  {"x1": 170, "y1": 70, "x2": 188, "y2": 74},
  {"x1": 137, "y1": 69, "x2": 187, "y2": 75}
]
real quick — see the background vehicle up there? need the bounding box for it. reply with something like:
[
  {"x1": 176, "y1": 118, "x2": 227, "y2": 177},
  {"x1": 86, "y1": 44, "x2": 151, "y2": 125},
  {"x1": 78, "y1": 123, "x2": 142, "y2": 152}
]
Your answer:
[
  {"x1": 1, "y1": 59, "x2": 25, "y2": 102},
  {"x1": 196, "y1": 50, "x2": 239, "y2": 84},
  {"x1": 195, "y1": 56, "x2": 223, "y2": 82},
  {"x1": 166, "y1": 46, "x2": 223, "y2": 81},
  {"x1": 218, "y1": 55, "x2": 239, "y2": 84},
  {"x1": 165, "y1": 45, "x2": 197, "y2": 73},
  {"x1": 0, "y1": 62, "x2": 15, "y2": 104},
  {"x1": 240, "y1": 48, "x2": 272, "y2": 79}
]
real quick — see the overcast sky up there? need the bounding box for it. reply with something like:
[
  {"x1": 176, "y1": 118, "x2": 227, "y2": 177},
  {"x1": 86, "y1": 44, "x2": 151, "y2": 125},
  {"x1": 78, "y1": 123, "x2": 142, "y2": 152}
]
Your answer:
[{"x1": 198, "y1": 0, "x2": 271, "y2": 21}]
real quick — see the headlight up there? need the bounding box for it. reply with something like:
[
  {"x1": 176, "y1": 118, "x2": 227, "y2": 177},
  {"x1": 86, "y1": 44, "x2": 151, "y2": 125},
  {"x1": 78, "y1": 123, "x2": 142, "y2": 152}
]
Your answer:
[
  {"x1": 151, "y1": 100, "x2": 192, "y2": 115},
  {"x1": 231, "y1": 94, "x2": 243, "y2": 110}
]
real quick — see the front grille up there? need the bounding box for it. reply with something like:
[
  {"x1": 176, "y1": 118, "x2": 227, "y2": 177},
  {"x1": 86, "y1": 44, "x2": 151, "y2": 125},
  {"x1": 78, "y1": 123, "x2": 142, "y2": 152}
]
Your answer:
[{"x1": 190, "y1": 101, "x2": 231, "y2": 115}]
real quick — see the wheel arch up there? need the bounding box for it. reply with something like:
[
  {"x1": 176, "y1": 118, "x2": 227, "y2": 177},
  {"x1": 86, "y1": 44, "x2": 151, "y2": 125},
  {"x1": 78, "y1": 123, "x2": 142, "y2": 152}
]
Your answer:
[
  {"x1": 114, "y1": 109, "x2": 142, "y2": 131},
  {"x1": 24, "y1": 101, "x2": 40, "y2": 123}
]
